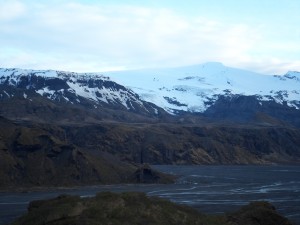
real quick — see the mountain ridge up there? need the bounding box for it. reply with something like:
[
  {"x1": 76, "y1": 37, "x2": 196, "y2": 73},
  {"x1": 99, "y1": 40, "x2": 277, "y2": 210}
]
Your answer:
[
  {"x1": 104, "y1": 62, "x2": 300, "y2": 114},
  {"x1": 2, "y1": 62, "x2": 300, "y2": 114},
  {"x1": 1, "y1": 63, "x2": 300, "y2": 127},
  {"x1": 0, "y1": 68, "x2": 166, "y2": 121}
]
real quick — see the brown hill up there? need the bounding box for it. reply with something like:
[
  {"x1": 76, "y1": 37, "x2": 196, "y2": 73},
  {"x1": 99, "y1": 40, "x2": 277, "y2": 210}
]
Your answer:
[{"x1": 0, "y1": 117, "x2": 173, "y2": 189}]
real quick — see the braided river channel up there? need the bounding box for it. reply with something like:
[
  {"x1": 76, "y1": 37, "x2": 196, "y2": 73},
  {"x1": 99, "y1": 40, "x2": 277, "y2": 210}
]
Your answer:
[{"x1": 1, "y1": 165, "x2": 299, "y2": 224}]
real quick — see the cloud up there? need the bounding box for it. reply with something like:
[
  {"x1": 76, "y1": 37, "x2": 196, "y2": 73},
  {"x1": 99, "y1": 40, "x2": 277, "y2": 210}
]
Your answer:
[
  {"x1": 0, "y1": 0, "x2": 26, "y2": 20},
  {"x1": 0, "y1": 1, "x2": 299, "y2": 74},
  {"x1": 238, "y1": 58, "x2": 300, "y2": 75}
]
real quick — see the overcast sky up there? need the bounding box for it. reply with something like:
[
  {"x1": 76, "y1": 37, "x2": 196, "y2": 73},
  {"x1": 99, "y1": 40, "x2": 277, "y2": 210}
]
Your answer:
[{"x1": 0, "y1": 0, "x2": 299, "y2": 74}]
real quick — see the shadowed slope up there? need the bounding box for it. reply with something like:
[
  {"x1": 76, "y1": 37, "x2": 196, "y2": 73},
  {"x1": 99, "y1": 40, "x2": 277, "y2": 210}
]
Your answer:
[{"x1": 11, "y1": 192, "x2": 293, "y2": 225}]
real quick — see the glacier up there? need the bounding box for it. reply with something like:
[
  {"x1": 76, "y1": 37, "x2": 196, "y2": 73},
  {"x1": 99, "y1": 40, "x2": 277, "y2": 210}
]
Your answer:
[{"x1": 104, "y1": 62, "x2": 300, "y2": 113}]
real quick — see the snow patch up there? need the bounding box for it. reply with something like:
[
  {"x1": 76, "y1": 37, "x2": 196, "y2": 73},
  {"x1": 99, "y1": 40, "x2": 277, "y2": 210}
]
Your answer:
[
  {"x1": 36, "y1": 87, "x2": 55, "y2": 96},
  {"x1": 3, "y1": 91, "x2": 10, "y2": 97}
]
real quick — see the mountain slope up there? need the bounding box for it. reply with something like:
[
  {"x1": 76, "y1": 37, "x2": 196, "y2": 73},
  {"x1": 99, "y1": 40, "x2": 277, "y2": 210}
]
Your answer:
[
  {"x1": 0, "y1": 117, "x2": 174, "y2": 189},
  {"x1": 63, "y1": 122, "x2": 300, "y2": 165},
  {"x1": 0, "y1": 68, "x2": 165, "y2": 119},
  {"x1": 1, "y1": 64, "x2": 299, "y2": 123},
  {"x1": 0, "y1": 116, "x2": 134, "y2": 187},
  {"x1": 105, "y1": 62, "x2": 300, "y2": 115}
]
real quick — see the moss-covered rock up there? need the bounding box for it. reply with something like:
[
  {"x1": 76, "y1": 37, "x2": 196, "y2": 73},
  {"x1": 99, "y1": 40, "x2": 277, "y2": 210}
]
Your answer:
[
  {"x1": 227, "y1": 201, "x2": 293, "y2": 225},
  {"x1": 131, "y1": 164, "x2": 175, "y2": 184},
  {"x1": 11, "y1": 192, "x2": 293, "y2": 225}
]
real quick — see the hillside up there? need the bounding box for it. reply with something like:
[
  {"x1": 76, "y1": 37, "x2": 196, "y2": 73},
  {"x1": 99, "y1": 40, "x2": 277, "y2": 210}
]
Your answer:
[
  {"x1": 0, "y1": 117, "x2": 173, "y2": 189},
  {"x1": 0, "y1": 68, "x2": 166, "y2": 122},
  {"x1": 63, "y1": 122, "x2": 300, "y2": 165},
  {"x1": 11, "y1": 192, "x2": 293, "y2": 225}
]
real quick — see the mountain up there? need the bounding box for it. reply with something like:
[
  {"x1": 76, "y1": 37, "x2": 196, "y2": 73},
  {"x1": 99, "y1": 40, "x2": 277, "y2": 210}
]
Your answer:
[
  {"x1": 1, "y1": 63, "x2": 300, "y2": 185},
  {"x1": 0, "y1": 68, "x2": 166, "y2": 122},
  {"x1": 105, "y1": 62, "x2": 300, "y2": 113},
  {"x1": 0, "y1": 69, "x2": 177, "y2": 188},
  {"x1": 105, "y1": 62, "x2": 300, "y2": 126},
  {"x1": 1, "y1": 63, "x2": 300, "y2": 126}
]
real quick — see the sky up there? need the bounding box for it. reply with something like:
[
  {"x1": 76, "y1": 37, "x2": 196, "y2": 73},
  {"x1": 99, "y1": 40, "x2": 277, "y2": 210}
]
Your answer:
[{"x1": 0, "y1": 0, "x2": 299, "y2": 74}]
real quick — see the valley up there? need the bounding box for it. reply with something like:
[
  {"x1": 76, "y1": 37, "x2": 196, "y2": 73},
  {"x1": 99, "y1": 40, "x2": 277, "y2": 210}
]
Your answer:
[
  {"x1": 1, "y1": 63, "x2": 300, "y2": 189},
  {"x1": 0, "y1": 63, "x2": 300, "y2": 225}
]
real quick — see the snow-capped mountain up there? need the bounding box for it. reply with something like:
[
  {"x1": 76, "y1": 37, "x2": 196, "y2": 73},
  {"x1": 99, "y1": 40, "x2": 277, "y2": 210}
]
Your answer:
[
  {"x1": 1, "y1": 62, "x2": 300, "y2": 125},
  {"x1": 0, "y1": 68, "x2": 161, "y2": 115},
  {"x1": 104, "y1": 62, "x2": 300, "y2": 114}
]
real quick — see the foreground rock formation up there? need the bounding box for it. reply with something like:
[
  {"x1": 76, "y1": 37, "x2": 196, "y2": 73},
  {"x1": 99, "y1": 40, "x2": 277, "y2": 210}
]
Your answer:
[{"x1": 11, "y1": 192, "x2": 293, "y2": 225}]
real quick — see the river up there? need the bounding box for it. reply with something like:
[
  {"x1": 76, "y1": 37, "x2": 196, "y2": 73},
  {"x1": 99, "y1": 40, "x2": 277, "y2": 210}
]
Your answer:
[{"x1": 1, "y1": 165, "x2": 299, "y2": 225}]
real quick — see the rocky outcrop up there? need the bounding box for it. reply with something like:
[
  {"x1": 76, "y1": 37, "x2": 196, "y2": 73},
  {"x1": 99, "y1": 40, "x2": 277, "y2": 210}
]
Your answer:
[
  {"x1": 204, "y1": 95, "x2": 300, "y2": 127},
  {"x1": 227, "y1": 202, "x2": 293, "y2": 225},
  {"x1": 0, "y1": 117, "x2": 173, "y2": 189},
  {"x1": 131, "y1": 164, "x2": 175, "y2": 183},
  {"x1": 64, "y1": 123, "x2": 300, "y2": 165},
  {"x1": 11, "y1": 192, "x2": 293, "y2": 225}
]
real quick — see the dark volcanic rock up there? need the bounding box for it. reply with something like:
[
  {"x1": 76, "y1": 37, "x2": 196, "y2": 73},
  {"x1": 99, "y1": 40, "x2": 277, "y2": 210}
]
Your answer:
[
  {"x1": 64, "y1": 123, "x2": 300, "y2": 165},
  {"x1": 204, "y1": 95, "x2": 300, "y2": 127},
  {"x1": 227, "y1": 201, "x2": 293, "y2": 225},
  {"x1": 11, "y1": 193, "x2": 293, "y2": 225},
  {"x1": 0, "y1": 117, "x2": 174, "y2": 189},
  {"x1": 131, "y1": 164, "x2": 175, "y2": 183}
]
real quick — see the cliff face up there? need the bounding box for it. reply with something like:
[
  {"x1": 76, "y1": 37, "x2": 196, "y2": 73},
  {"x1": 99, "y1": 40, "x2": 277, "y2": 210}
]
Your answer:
[
  {"x1": 11, "y1": 192, "x2": 293, "y2": 225},
  {"x1": 64, "y1": 123, "x2": 300, "y2": 165},
  {"x1": 0, "y1": 117, "x2": 173, "y2": 189},
  {"x1": 2, "y1": 116, "x2": 300, "y2": 187},
  {"x1": 1, "y1": 109, "x2": 300, "y2": 189}
]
